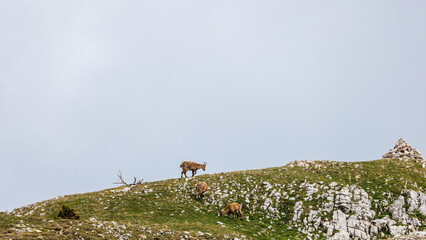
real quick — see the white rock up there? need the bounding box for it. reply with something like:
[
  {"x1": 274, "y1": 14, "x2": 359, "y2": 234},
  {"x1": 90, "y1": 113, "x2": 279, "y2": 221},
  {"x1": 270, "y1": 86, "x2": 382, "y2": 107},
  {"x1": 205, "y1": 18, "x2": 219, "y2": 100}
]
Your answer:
[
  {"x1": 389, "y1": 225, "x2": 406, "y2": 236},
  {"x1": 330, "y1": 231, "x2": 350, "y2": 240},
  {"x1": 332, "y1": 210, "x2": 348, "y2": 233},
  {"x1": 262, "y1": 182, "x2": 273, "y2": 191},
  {"x1": 264, "y1": 198, "x2": 272, "y2": 207},
  {"x1": 335, "y1": 188, "x2": 352, "y2": 213},
  {"x1": 389, "y1": 195, "x2": 409, "y2": 224},
  {"x1": 418, "y1": 205, "x2": 426, "y2": 216},
  {"x1": 292, "y1": 201, "x2": 303, "y2": 221},
  {"x1": 370, "y1": 225, "x2": 378, "y2": 235},
  {"x1": 121, "y1": 187, "x2": 131, "y2": 192},
  {"x1": 406, "y1": 190, "x2": 419, "y2": 212}
]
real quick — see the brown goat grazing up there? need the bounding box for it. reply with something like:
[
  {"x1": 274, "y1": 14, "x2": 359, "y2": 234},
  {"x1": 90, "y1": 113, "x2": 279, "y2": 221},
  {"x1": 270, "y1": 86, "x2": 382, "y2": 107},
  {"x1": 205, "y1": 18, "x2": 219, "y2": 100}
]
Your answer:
[
  {"x1": 195, "y1": 182, "x2": 208, "y2": 199},
  {"x1": 220, "y1": 202, "x2": 243, "y2": 220},
  {"x1": 180, "y1": 161, "x2": 206, "y2": 178}
]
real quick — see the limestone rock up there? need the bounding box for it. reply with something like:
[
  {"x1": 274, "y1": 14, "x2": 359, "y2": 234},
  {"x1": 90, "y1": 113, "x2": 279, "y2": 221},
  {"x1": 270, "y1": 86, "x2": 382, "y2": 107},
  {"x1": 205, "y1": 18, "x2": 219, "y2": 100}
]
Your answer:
[
  {"x1": 406, "y1": 190, "x2": 419, "y2": 212},
  {"x1": 335, "y1": 187, "x2": 352, "y2": 213},
  {"x1": 389, "y1": 225, "x2": 407, "y2": 236},
  {"x1": 330, "y1": 231, "x2": 350, "y2": 240},
  {"x1": 389, "y1": 196, "x2": 409, "y2": 224},
  {"x1": 417, "y1": 191, "x2": 426, "y2": 216},
  {"x1": 292, "y1": 201, "x2": 303, "y2": 221},
  {"x1": 332, "y1": 210, "x2": 348, "y2": 233}
]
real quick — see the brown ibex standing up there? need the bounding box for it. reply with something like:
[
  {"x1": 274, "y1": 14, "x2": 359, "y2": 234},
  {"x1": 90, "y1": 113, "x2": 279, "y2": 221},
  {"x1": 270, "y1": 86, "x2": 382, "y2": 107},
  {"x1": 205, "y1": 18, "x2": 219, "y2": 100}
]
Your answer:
[
  {"x1": 180, "y1": 161, "x2": 206, "y2": 178},
  {"x1": 220, "y1": 202, "x2": 243, "y2": 220},
  {"x1": 195, "y1": 182, "x2": 208, "y2": 199}
]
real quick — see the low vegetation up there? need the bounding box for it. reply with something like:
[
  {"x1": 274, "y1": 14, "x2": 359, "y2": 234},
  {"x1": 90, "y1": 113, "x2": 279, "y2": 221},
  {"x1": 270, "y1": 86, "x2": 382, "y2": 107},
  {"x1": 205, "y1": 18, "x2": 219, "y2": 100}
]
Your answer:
[{"x1": 56, "y1": 205, "x2": 80, "y2": 220}]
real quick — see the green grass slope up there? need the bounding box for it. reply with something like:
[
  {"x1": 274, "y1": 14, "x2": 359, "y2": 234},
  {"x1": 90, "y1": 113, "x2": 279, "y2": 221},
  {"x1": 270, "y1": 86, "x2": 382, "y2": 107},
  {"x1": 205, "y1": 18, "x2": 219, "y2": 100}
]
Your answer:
[{"x1": 1, "y1": 158, "x2": 425, "y2": 239}]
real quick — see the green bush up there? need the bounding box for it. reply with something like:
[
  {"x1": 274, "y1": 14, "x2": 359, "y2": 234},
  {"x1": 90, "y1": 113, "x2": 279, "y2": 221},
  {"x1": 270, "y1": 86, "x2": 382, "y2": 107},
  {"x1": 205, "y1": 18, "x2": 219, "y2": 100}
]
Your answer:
[{"x1": 57, "y1": 204, "x2": 80, "y2": 220}]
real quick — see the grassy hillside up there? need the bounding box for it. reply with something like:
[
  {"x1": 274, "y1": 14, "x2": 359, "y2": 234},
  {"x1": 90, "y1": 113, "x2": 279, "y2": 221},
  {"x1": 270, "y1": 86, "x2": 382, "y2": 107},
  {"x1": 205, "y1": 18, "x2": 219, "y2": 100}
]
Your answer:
[{"x1": 1, "y1": 158, "x2": 425, "y2": 239}]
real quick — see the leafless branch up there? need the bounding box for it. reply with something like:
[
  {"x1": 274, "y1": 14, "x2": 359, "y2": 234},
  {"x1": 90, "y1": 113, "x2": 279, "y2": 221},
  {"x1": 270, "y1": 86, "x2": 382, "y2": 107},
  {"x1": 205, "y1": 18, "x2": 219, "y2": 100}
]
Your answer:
[
  {"x1": 113, "y1": 170, "x2": 126, "y2": 185},
  {"x1": 113, "y1": 170, "x2": 143, "y2": 186}
]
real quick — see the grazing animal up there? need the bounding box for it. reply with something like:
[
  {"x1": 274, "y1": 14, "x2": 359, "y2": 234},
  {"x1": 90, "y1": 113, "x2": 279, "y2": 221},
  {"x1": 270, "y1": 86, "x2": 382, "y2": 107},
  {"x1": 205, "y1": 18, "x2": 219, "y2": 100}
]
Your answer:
[
  {"x1": 195, "y1": 182, "x2": 208, "y2": 199},
  {"x1": 180, "y1": 161, "x2": 206, "y2": 178},
  {"x1": 220, "y1": 202, "x2": 243, "y2": 220}
]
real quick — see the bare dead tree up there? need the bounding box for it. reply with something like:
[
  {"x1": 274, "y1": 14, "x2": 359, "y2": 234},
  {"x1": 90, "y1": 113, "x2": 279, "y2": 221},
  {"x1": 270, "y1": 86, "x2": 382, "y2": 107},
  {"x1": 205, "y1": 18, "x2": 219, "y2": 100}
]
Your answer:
[{"x1": 113, "y1": 170, "x2": 143, "y2": 186}]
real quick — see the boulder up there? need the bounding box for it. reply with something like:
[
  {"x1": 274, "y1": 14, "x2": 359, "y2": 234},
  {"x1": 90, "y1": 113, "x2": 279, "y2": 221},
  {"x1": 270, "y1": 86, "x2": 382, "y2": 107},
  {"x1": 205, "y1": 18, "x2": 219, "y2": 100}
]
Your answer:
[
  {"x1": 332, "y1": 210, "x2": 348, "y2": 233},
  {"x1": 389, "y1": 196, "x2": 409, "y2": 224},
  {"x1": 330, "y1": 231, "x2": 350, "y2": 240},
  {"x1": 335, "y1": 187, "x2": 352, "y2": 213},
  {"x1": 292, "y1": 201, "x2": 303, "y2": 221}
]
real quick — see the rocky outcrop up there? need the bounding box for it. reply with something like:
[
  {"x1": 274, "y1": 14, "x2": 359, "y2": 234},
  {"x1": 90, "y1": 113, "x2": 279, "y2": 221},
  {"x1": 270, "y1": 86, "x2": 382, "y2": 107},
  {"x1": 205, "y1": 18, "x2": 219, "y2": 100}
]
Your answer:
[
  {"x1": 382, "y1": 138, "x2": 423, "y2": 160},
  {"x1": 325, "y1": 188, "x2": 426, "y2": 240},
  {"x1": 406, "y1": 190, "x2": 426, "y2": 215},
  {"x1": 257, "y1": 181, "x2": 425, "y2": 240},
  {"x1": 319, "y1": 185, "x2": 375, "y2": 240}
]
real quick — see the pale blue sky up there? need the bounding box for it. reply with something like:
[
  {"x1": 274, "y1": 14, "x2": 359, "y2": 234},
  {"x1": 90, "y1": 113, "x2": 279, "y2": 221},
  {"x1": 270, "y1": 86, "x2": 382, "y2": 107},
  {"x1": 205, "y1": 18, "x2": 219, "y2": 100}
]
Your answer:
[{"x1": 1, "y1": 1, "x2": 425, "y2": 211}]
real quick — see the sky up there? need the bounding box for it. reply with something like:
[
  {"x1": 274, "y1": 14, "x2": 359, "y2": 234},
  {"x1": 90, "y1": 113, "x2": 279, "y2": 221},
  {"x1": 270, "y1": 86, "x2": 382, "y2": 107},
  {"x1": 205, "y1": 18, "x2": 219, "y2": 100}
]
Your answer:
[{"x1": 1, "y1": 1, "x2": 425, "y2": 212}]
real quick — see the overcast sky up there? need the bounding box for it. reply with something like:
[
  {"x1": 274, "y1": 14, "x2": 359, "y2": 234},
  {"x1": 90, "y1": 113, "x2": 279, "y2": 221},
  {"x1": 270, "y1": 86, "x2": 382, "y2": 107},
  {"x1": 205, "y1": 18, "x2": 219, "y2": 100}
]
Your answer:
[{"x1": 1, "y1": 1, "x2": 425, "y2": 211}]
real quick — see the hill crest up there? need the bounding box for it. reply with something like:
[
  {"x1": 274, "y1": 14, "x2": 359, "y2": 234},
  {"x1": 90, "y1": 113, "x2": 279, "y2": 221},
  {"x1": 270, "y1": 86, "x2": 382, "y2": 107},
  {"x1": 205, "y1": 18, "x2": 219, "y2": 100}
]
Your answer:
[{"x1": 1, "y1": 158, "x2": 425, "y2": 239}]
